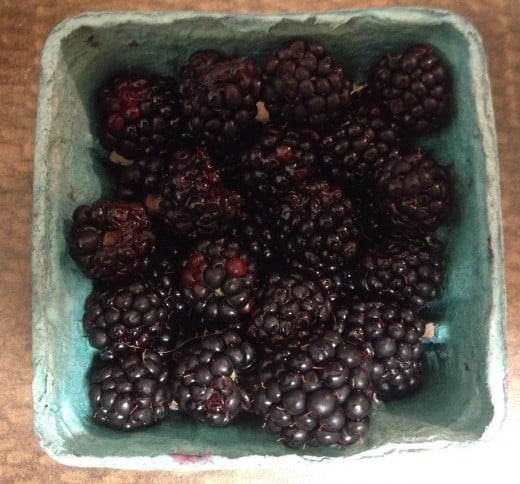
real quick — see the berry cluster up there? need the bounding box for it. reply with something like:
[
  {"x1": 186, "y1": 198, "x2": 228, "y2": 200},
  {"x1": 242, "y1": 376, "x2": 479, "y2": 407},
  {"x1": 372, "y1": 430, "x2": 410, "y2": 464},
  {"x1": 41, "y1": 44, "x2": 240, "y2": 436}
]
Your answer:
[{"x1": 69, "y1": 40, "x2": 453, "y2": 447}]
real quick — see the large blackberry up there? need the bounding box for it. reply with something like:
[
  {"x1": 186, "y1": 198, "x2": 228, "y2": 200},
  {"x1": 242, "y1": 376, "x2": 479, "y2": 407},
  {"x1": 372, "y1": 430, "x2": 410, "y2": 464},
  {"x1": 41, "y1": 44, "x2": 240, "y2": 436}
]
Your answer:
[
  {"x1": 250, "y1": 330, "x2": 374, "y2": 448},
  {"x1": 268, "y1": 179, "x2": 361, "y2": 274},
  {"x1": 180, "y1": 238, "x2": 258, "y2": 331},
  {"x1": 82, "y1": 280, "x2": 178, "y2": 361},
  {"x1": 374, "y1": 149, "x2": 451, "y2": 238},
  {"x1": 358, "y1": 242, "x2": 444, "y2": 308},
  {"x1": 369, "y1": 44, "x2": 450, "y2": 135},
  {"x1": 169, "y1": 331, "x2": 256, "y2": 426},
  {"x1": 247, "y1": 271, "x2": 333, "y2": 352},
  {"x1": 68, "y1": 200, "x2": 155, "y2": 283},
  {"x1": 240, "y1": 123, "x2": 320, "y2": 201},
  {"x1": 149, "y1": 146, "x2": 243, "y2": 242},
  {"x1": 332, "y1": 299, "x2": 426, "y2": 399},
  {"x1": 89, "y1": 349, "x2": 170, "y2": 430},
  {"x1": 99, "y1": 76, "x2": 182, "y2": 159},
  {"x1": 179, "y1": 50, "x2": 262, "y2": 147},
  {"x1": 262, "y1": 39, "x2": 352, "y2": 129}
]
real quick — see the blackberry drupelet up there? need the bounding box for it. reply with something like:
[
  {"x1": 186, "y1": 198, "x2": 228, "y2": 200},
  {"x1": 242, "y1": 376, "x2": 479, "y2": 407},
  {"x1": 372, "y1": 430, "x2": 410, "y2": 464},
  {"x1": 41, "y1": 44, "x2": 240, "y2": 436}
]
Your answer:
[
  {"x1": 169, "y1": 331, "x2": 256, "y2": 426},
  {"x1": 374, "y1": 149, "x2": 451, "y2": 238},
  {"x1": 89, "y1": 349, "x2": 170, "y2": 430},
  {"x1": 180, "y1": 238, "x2": 258, "y2": 331},
  {"x1": 358, "y1": 241, "x2": 444, "y2": 308},
  {"x1": 179, "y1": 49, "x2": 262, "y2": 147},
  {"x1": 83, "y1": 280, "x2": 178, "y2": 360},
  {"x1": 149, "y1": 145, "x2": 243, "y2": 242},
  {"x1": 68, "y1": 200, "x2": 155, "y2": 283},
  {"x1": 262, "y1": 39, "x2": 352, "y2": 129},
  {"x1": 369, "y1": 44, "x2": 450, "y2": 135},
  {"x1": 268, "y1": 179, "x2": 361, "y2": 274},
  {"x1": 99, "y1": 76, "x2": 182, "y2": 159},
  {"x1": 247, "y1": 271, "x2": 333, "y2": 352},
  {"x1": 249, "y1": 330, "x2": 374, "y2": 448}
]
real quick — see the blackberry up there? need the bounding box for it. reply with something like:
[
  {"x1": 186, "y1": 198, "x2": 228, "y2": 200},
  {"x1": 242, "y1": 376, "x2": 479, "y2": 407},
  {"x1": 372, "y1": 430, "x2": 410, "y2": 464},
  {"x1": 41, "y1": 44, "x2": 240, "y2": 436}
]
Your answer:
[
  {"x1": 179, "y1": 50, "x2": 262, "y2": 147},
  {"x1": 180, "y1": 238, "x2": 258, "y2": 331},
  {"x1": 374, "y1": 150, "x2": 451, "y2": 238},
  {"x1": 240, "y1": 123, "x2": 320, "y2": 201},
  {"x1": 262, "y1": 39, "x2": 352, "y2": 129},
  {"x1": 99, "y1": 76, "x2": 182, "y2": 159},
  {"x1": 68, "y1": 200, "x2": 155, "y2": 283},
  {"x1": 320, "y1": 90, "x2": 402, "y2": 191},
  {"x1": 358, "y1": 242, "x2": 444, "y2": 308},
  {"x1": 369, "y1": 44, "x2": 450, "y2": 135},
  {"x1": 249, "y1": 330, "x2": 374, "y2": 448},
  {"x1": 268, "y1": 179, "x2": 361, "y2": 274},
  {"x1": 169, "y1": 331, "x2": 256, "y2": 426},
  {"x1": 247, "y1": 271, "x2": 333, "y2": 352},
  {"x1": 83, "y1": 280, "x2": 178, "y2": 360},
  {"x1": 149, "y1": 146, "x2": 243, "y2": 242},
  {"x1": 332, "y1": 299, "x2": 426, "y2": 399},
  {"x1": 89, "y1": 349, "x2": 170, "y2": 430}
]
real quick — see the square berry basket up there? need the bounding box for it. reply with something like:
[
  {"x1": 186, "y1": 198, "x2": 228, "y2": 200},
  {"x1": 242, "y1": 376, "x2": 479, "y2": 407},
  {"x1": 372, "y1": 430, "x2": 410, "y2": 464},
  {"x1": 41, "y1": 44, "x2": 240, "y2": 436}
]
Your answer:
[{"x1": 32, "y1": 8, "x2": 506, "y2": 470}]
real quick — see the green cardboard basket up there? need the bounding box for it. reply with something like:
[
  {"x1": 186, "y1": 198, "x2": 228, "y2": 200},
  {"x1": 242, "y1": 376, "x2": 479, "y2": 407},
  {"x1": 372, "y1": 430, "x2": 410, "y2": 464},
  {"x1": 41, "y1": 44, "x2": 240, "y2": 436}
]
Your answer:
[{"x1": 32, "y1": 8, "x2": 507, "y2": 470}]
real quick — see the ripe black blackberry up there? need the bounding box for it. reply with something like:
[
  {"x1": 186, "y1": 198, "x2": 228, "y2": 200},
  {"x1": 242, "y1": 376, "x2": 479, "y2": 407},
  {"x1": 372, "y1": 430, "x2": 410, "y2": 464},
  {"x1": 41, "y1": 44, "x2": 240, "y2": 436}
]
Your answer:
[
  {"x1": 358, "y1": 242, "x2": 444, "y2": 308},
  {"x1": 320, "y1": 89, "x2": 402, "y2": 191},
  {"x1": 268, "y1": 179, "x2": 361, "y2": 274},
  {"x1": 68, "y1": 200, "x2": 155, "y2": 283},
  {"x1": 99, "y1": 76, "x2": 182, "y2": 159},
  {"x1": 332, "y1": 299, "x2": 426, "y2": 399},
  {"x1": 247, "y1": 271, "x2": 333, "y2": 352},
  {"x1": 262, "y1": 39, "x2": 352, "y2": 129},
  {"x1": 148, "y1": 145, "x2": 243, "y2": 242},
  {"x1": 180, "y1": 238, "x2": 258, "y2": 331},
  {"x1": 169, "y1": 331, "x2": 256, "y2": 426},
  {"x1": 89, "y1": 349, "x2": 170, "y2": 430},
  {"x1": 374, "y1": 149, "x2": 451, "y2": 238},
  {"x1": 179, "y1": 49, "x2": 262, "y2": 147},
  {"x1": 82, "y1": 280, "x2": 178, "y2": 361},
  {"x1": 249, "y1": 330, "x2": 374, "y2": 448},
  {"x1": 369, "y1": 44, "x2": 450, "y2": 135},
  {"x1": 240, "y1": 123, "x2": 320, "y2": 201}
]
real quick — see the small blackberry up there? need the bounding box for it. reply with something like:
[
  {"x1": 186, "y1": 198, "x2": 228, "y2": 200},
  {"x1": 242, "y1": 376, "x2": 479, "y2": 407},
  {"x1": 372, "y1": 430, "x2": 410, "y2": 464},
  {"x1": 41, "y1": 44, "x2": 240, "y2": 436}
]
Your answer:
[
  {"x1": 180, "y1": 238, "x2": 258, "y2": 331},
  {"x1": 68, "y1": 200, "x2": 155, "y2": 283},
  {"x1": 89, "y1": 349, "x2": 170, "y2": 430},
  {"x1": 169, "y1": 331, "x2": 256, "y2": 426},
  {"x1": 369, "y1": 44, "x2": 450, "y2": 135},
  {"x1": 374, "y1": 149, "x2": 451, "y2": 238},
  {"x1": 262, "y1": 39, "x2": 352, "y2": 129},
  {"x1": 99, "y1": 76, "x2": 182, "y2": 159},
  {"x1": 249, "y1": 330, "x2": 374, "y2": 448},
  {"x1": 179, "y1": 50, "x2": 262, "y2": 147}
]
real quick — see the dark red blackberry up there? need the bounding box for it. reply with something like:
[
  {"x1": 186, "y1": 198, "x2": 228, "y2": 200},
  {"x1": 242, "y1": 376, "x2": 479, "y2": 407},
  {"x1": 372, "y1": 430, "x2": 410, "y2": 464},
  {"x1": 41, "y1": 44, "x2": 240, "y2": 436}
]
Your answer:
[
  {"x1": 249, "y1": 330, "x2": 374, "y2": 448},
  {"x1": 240, "y1": 123, "x2": 320, "y2": 201},
  {"x1": 247, "y1": 271, "x2": 333, "y2": 352},
  {"x1": 369, "y1": 44, "x2": 450, "y2": 135},
  {"x1": 180, "y1": 238, "x2": 258, "y2": 331},
  {"x1": 331, "y1": 299, "x2": 426, "y2": 399},
  {"x1": 99, "y1": 76, "x2": 182, "y2": 159},
  {"x1": 374, "y1": 150, "x2": 451, "y2": 238},
  {"x1": 179, "y1": 50, "x2": 262, "y2": 147},
  {"x1": 358, "y1": 242, "x2": 444, "y2": 308},
  {"x1": 148, "y1": 146, "x2": 243, "y2": 242},
  {"x1": 68, "y1": 200, "x2": 155, "y2": 283},
  {"x1": 169, "y1": 331, "x2": 256, "y2": 426},
  {"x1": 320, "y1": 90, "x2": 402, "y2": 191},
  {"x1": 89, "y1": 349, "x2": 170, "y2": 430},
  {"x1": 83, "y1": 280, "x2": 178, "y2": 361},
  {"x1": 268, "y1": 179, "x2": 361, "y2": 274},
  {"x1": 262, "y1": 39, "x2": 352, "y2": 129}
]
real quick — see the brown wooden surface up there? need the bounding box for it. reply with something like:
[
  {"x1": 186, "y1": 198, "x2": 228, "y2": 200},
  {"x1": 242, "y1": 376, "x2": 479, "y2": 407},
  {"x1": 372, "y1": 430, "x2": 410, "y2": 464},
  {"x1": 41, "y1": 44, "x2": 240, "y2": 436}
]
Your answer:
[{"x1": 1, "y1": 0, "x2": 518, "y2": 482}]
